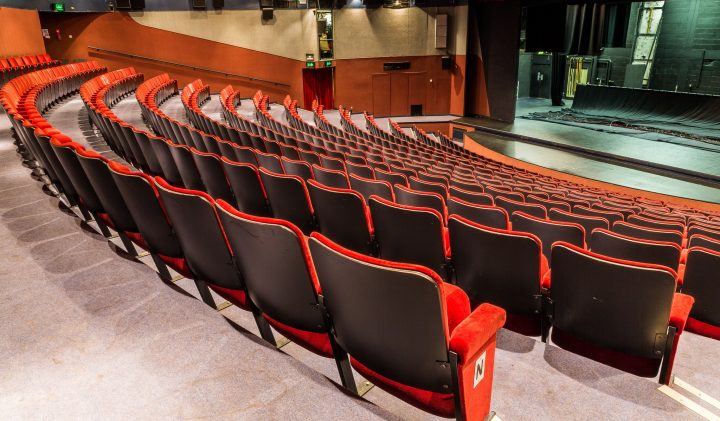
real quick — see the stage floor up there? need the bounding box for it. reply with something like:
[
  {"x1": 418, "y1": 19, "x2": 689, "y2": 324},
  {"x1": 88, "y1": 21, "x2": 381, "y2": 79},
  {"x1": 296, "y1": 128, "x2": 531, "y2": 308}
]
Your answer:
[{"x1": 458, "y1": 98, "x2": 720, "y2": 204}]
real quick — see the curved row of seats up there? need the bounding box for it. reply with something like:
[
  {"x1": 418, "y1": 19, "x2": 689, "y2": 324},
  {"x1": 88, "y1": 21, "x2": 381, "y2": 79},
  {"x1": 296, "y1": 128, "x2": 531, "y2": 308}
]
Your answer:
[
  {"x1": 0, "y1": 53, "x2": 60, "y2": 84},
  {"x1": 202, "y1": 79, "x2": 717, "y2": 357},
  {"x1": 2, "y1": 61, "x2": 716, "y2": 416},
  {"x1": 248, "y1": 83, "x2": 720, "y2": 344},
  {"x1": 4, "y1": 67, "x2": 509, "y2": 421},
  {"x1": 140, "y1": 75, "x2": 699, "y2": 386}
]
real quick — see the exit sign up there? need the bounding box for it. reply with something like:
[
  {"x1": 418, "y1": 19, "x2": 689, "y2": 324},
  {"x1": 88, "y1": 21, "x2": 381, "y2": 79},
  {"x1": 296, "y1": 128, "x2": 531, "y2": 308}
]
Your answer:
[
  {"x1": 323, "y1": 60, "x2": 333, "y2": 67},
  {"x1": 306, "y1": 61, "x2": 316, "y2": 68},
  {"x1": 51, "y1": 2, "x2": 65, "y2": 12}
]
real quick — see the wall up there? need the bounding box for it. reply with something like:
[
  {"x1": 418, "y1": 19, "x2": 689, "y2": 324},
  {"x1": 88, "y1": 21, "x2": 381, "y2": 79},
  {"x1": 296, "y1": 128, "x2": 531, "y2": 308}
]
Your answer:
[
  {"x1": 129, "y1": 10, "x2": 318, "y2": 61},
  {"x1": 326, "y1": 6, "x2": 468, "y2": 116},
  {"x1": 41, "y1": 11, "x2": 305, "y2": 102},
  {"x1": 649, "y1": 0, "x2": 720, "y2": 95},
  {"x1": 40, "y1": 7, "x2": 467, "y2": 116},
  {"x1": 0, "y1": 7, "x2": 45, "y2": 57}
]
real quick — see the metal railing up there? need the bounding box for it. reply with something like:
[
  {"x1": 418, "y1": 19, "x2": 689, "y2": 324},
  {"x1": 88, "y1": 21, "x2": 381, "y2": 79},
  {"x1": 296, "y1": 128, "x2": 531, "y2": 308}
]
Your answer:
[{"x1": 87, "y1": 46, "x2": 290, "y2": 87}]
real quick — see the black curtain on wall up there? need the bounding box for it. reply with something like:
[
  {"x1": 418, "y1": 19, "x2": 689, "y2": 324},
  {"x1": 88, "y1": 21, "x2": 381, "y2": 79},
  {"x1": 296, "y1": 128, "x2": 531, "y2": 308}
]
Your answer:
[{"x1": 565, "y1": 4, "x2": 607, "y2": 56}]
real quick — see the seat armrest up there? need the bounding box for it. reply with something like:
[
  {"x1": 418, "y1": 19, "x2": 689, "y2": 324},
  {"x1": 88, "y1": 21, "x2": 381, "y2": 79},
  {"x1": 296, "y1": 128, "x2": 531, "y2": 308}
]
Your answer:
[
  {"x1": 669, "y1": 293, "x2": 694, "y2": 334},
  {"x1": 449, "y1": 303, "x2": 506, "y2": 364},
  {"x1": 541, "y1": 270, "x2": 552, "y2": 290},
  {"x1": 680, "y1": 248, "x2": 688, "y2": 265},
  {"x1": 677, "y1": 264, "x2": 685, "y2": 288}
]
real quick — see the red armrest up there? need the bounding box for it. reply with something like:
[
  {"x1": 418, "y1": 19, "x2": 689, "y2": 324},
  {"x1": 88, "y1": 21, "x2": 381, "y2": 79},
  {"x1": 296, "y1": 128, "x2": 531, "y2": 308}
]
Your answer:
[
  {"x1": 680, "y1": 248, "x2": 689, "y2": 265},
  {"x1": 449, "y1": 303, "x2": 506, "y2": 364},
  {"x1": 541, "y1": 269, "x2": 552, "y2": 290},
  {"x1": 669, "y1": 293, "x2": 694, "y2": 334},
  {"x1": 677, "y1": 264, "x2": 685, "y2": 287}
]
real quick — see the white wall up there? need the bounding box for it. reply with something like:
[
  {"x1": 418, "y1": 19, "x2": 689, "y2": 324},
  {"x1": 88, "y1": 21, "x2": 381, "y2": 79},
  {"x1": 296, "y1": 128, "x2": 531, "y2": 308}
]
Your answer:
[
  {"x1": 129, "y1": 6, "x2": 468, "y2": 62},
  {"x1": 333, "y1": 6, "x2": 467, "y2": 59},
  {"x1": 130, "y1": 10, "x2": 318, "y2": 61}
]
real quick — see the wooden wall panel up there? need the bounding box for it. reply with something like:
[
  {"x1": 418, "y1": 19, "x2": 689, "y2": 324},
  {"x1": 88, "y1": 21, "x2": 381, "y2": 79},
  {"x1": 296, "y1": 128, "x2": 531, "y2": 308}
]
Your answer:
[
  {"x1": 408, "y1": 72, "x2": 427, "y2": 113},
  {"x1": 372, "y1": 74, "x2": 391, "y2": 117},
  {"x1": 390, "y1": 72, "x2": 410, "y2": 116},
  {"x1": 0, "y1": 7, "x2": 45, "y2": 57}
]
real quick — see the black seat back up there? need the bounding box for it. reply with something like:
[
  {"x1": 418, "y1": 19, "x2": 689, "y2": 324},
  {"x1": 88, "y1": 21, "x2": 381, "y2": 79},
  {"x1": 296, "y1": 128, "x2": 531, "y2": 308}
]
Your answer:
[
  {"x1": 589, "y1": 229, "x2": 681, "y2": 270},
  {"x1": 448, "y1": 186, "x2": 493, "y2": 206},
  {"x1": 307, "y1": 180, "x2": 374, "y2": 255},
  {"x1": 51, "y1": 140, "x2": 103, "y2": 212},
  {"x1": 76, "y1": 151, "x2": 137, "y2": 232},
  {"x1": 495, "y1": 196, "x2": 546, "y2": 219},
  {"x1": 192, "y1": 151, "x2": 235, "y2": 204},
  {"x1": 220, "y1": 158, "x2": 270, "y2": 216},
  {"x1": 148, "y1": 137, "x2": 184, "y2": 187},
  {"x1": 368, "y1": 196, "x2": 448, "y2": 280},
  {"x1": 408, "y1": 177, "x2": 448, "y2": 198},
  {"x1": 256, "y1": 151, "x2": 284, "y2": 173},
  {"x1": 308, "y1": 233, "x2": 452, "y2": 392},
  {"x1": 312, "y1": 164, "x2": 349, "y2": 189},
  {"x1": 449, "y1": 215, "x2": 542, "y2": 313},
  {"x1": 612, "y1": 221, "x2": 683, "y2": 247},
  {"x1": 375, "y1": 168, "x2": 408, "y2": 188},
  {"x1": 682, "y1": 247, "x2": 720, "y2": 327},
  {"x1": 511, "y1": 212, "x2": 584, "y2": 260},
  {"x1": 550, "y1": 243, "x2": 676, "y2": 359},
  {"x1": 549, "y1": 208, "x2": 608, "y2": 242},
  {"x1": 281, "y1": 157, "x2": 314, "y2": 181},
  {"x1": 217, "y1": 202, "x2": 326, "y2": 332},
  {"x1": 349, "y1": 174, "x2": 394, "y2": 202},
  {"x1": 259, "y1": 169, "x2": 315, "y2": 235},
  {"x1": 627, "y1": 215, "x2": 684, "y2": 233},
  {"x1": 447, "y1": 198, "x2": 508, "y2": 229},
  {"x1": 155, "y1": 178, "x2": 242, "y2": 289},
  {"x1": 108, "y1": 162, "x2": 182, "y2": 257},
  {"x1": 573, "y1": 205, "x2": 623, "y2": 226},
  {"x1": 393, "y1": 185, "x2": 446, "y2": 220},
  {"x1": 687, "y1": 234, "x2": 720, "y2": 253},
  {"x1": 167, "y1": 142, "x2": 205, "y2": 190}
]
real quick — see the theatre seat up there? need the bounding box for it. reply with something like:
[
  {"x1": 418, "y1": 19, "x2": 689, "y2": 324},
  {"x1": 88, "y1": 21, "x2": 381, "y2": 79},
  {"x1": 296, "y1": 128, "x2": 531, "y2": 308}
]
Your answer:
[
  {"x1": 220, "y1": 158, "x2": 270, "y2": 217},
  {"x1": 546, "y1": 243, "x2": 693, "y2": 384},
  {"x1": 308, "y1": 232, "x2": 506, "y2": 420},
  {"x1": 589, "y1": 229, "x2": 682, "y2": 278},
  {"x1": 259, "y1": 168, "x2": 316, "y2": 235},
  {"x1": 154, "y1": 177, "x2": 269, "y2": 318},
  {"x1": 612, "y1": 221, "x2": 684, "y2": 247},
  {"x1": 216, "y1": 202, "x2": 357, "y2": 387},
  {"x1": 307, "y1": 180, "x2": 375, "y2": 255},
  {"x1": 549, "y1": 208, "x2": 608, "y2": 243},
  {"x1": 449, "y1": 215, "x2": 547, "y2": 335},
  {"x1": 108, "y1": 162, "x2": 189, "y2": 280},
  {"x1": 349, "y1": 173, "x2": 394, "y2": 202},
  {"x1": 511, "y1": 212, "x2": 585, "y2": 260},
  {"x1": 393, "y1": 184, "x2": 448, "y2": 221},
  {"x1": 681, "y1": 247, "x2": 720, "y2": 340},
  {"x1": 447, "y1": 198, "x2": 509, "y2": 230},
  {"x1": 369, "y1": 196, "x2": 451, "y2": 281}
]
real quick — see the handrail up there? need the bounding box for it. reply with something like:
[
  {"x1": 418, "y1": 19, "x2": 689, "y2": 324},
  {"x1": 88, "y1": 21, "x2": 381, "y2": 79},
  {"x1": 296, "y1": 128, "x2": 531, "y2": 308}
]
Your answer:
[{"x1": 87, "y1": 46, "x2": 290, "y2": 88}]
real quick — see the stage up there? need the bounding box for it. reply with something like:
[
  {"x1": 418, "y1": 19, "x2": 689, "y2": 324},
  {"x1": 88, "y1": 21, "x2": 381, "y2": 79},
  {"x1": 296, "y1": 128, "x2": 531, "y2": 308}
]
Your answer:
[{"x1": 457, "y1": 95, "x2": 720, "y2": 205}]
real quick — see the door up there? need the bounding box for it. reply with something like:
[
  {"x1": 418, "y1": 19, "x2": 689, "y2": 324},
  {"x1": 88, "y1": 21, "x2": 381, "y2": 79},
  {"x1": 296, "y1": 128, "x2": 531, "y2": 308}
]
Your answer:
[
  {"x1": 390, "y1": 73, "x2": 409, "y2": 116},
  {"x1": 372, "y1": 73, "x2": 391, "y2": 117},
  {"x1": 303, "y1": 67, "x2": 335, "y2": 109}
]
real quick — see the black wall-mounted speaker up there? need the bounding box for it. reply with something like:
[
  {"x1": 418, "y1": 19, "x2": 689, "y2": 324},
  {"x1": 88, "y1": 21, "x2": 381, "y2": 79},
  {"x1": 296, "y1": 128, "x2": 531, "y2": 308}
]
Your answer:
[
  {"x1": 441, "y1": 55, "x2": 452, "y2": 70},
  {"x1": 262, "y1": 7, "x2": 274, "y2": 20},
  {"x1": 384, "y1": 61, "x2": 411, "y2": 71},
  {"x1": 115, "y1": 0, "x2": 144, "y2": 9}
]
